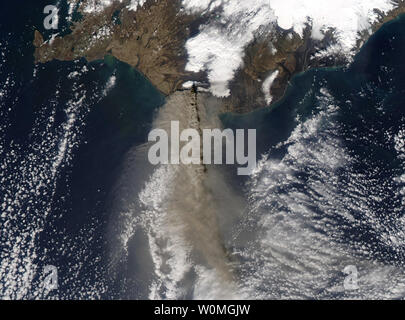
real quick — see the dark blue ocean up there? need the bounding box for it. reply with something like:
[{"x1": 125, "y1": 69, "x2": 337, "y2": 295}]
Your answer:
[
  {"x1": 0, "y1": 1, "x2": 164, "y2": 299},
  {"x1": 0, "y1": 1, "x2": 404, "y2": 299}
]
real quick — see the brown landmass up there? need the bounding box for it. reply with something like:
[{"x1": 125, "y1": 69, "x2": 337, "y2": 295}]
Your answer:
[
  {"x1": 34, "y1": 0, "x2": 405, "y2": 113},
  {"x1": 34, "y1": 0, "x2": 197, "y2": 95}
]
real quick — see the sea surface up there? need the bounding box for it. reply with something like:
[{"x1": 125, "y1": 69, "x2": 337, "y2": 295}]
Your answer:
[
  {"x1": 0, "y1": 1, "x2": 164, "y2": 299},
  {"x1": 0, "y1": 1, "x2": 404, "y2": 299}
]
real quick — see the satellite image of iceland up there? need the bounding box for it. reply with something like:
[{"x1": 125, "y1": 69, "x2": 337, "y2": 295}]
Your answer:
[{"x1": 1, "y1": 0, "x2": 405, "y2": 304}]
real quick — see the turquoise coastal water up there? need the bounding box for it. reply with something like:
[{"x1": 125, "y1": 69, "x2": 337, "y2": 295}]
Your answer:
[
  {"x1": 0, "y1": 1, "x2": 164, "y2": 298},
  {"x1": 222, "y1": 14, "x2": 405, "y2": 156},
  {"x1": 1, "y1": 1, "x2": 405, "y2": 299},
  {"x1": 224, "y1": 14, "x2": 405, "y2": 298}
]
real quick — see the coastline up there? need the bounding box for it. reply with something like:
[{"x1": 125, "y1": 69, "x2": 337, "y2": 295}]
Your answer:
[{"x1": 33, "y1": 0, "x2": 405, "y2": 114}]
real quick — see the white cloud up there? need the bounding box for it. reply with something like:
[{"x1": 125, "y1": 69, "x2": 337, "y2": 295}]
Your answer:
[
  {"x1": 184, "y1": 0, "x2": 275, "y2": 97},
  {"x1": 83, "y1": 0, "x2": 118, "y2": 13},
  {"x1": 262, "y1": 70, "x2": 279, "y2": 105},
  {"x1": 127, "y1": 0, "x2": 147, "y2": 11},
  {"x1": 83, "y1": 0, "x2": 147, "y2": 13},
  {"x1": 183, "y1": 0, "x2": 396, "y2": 97},
  {"x1": 80, "y1": 0, "x2": 397, "y2": 98}
]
